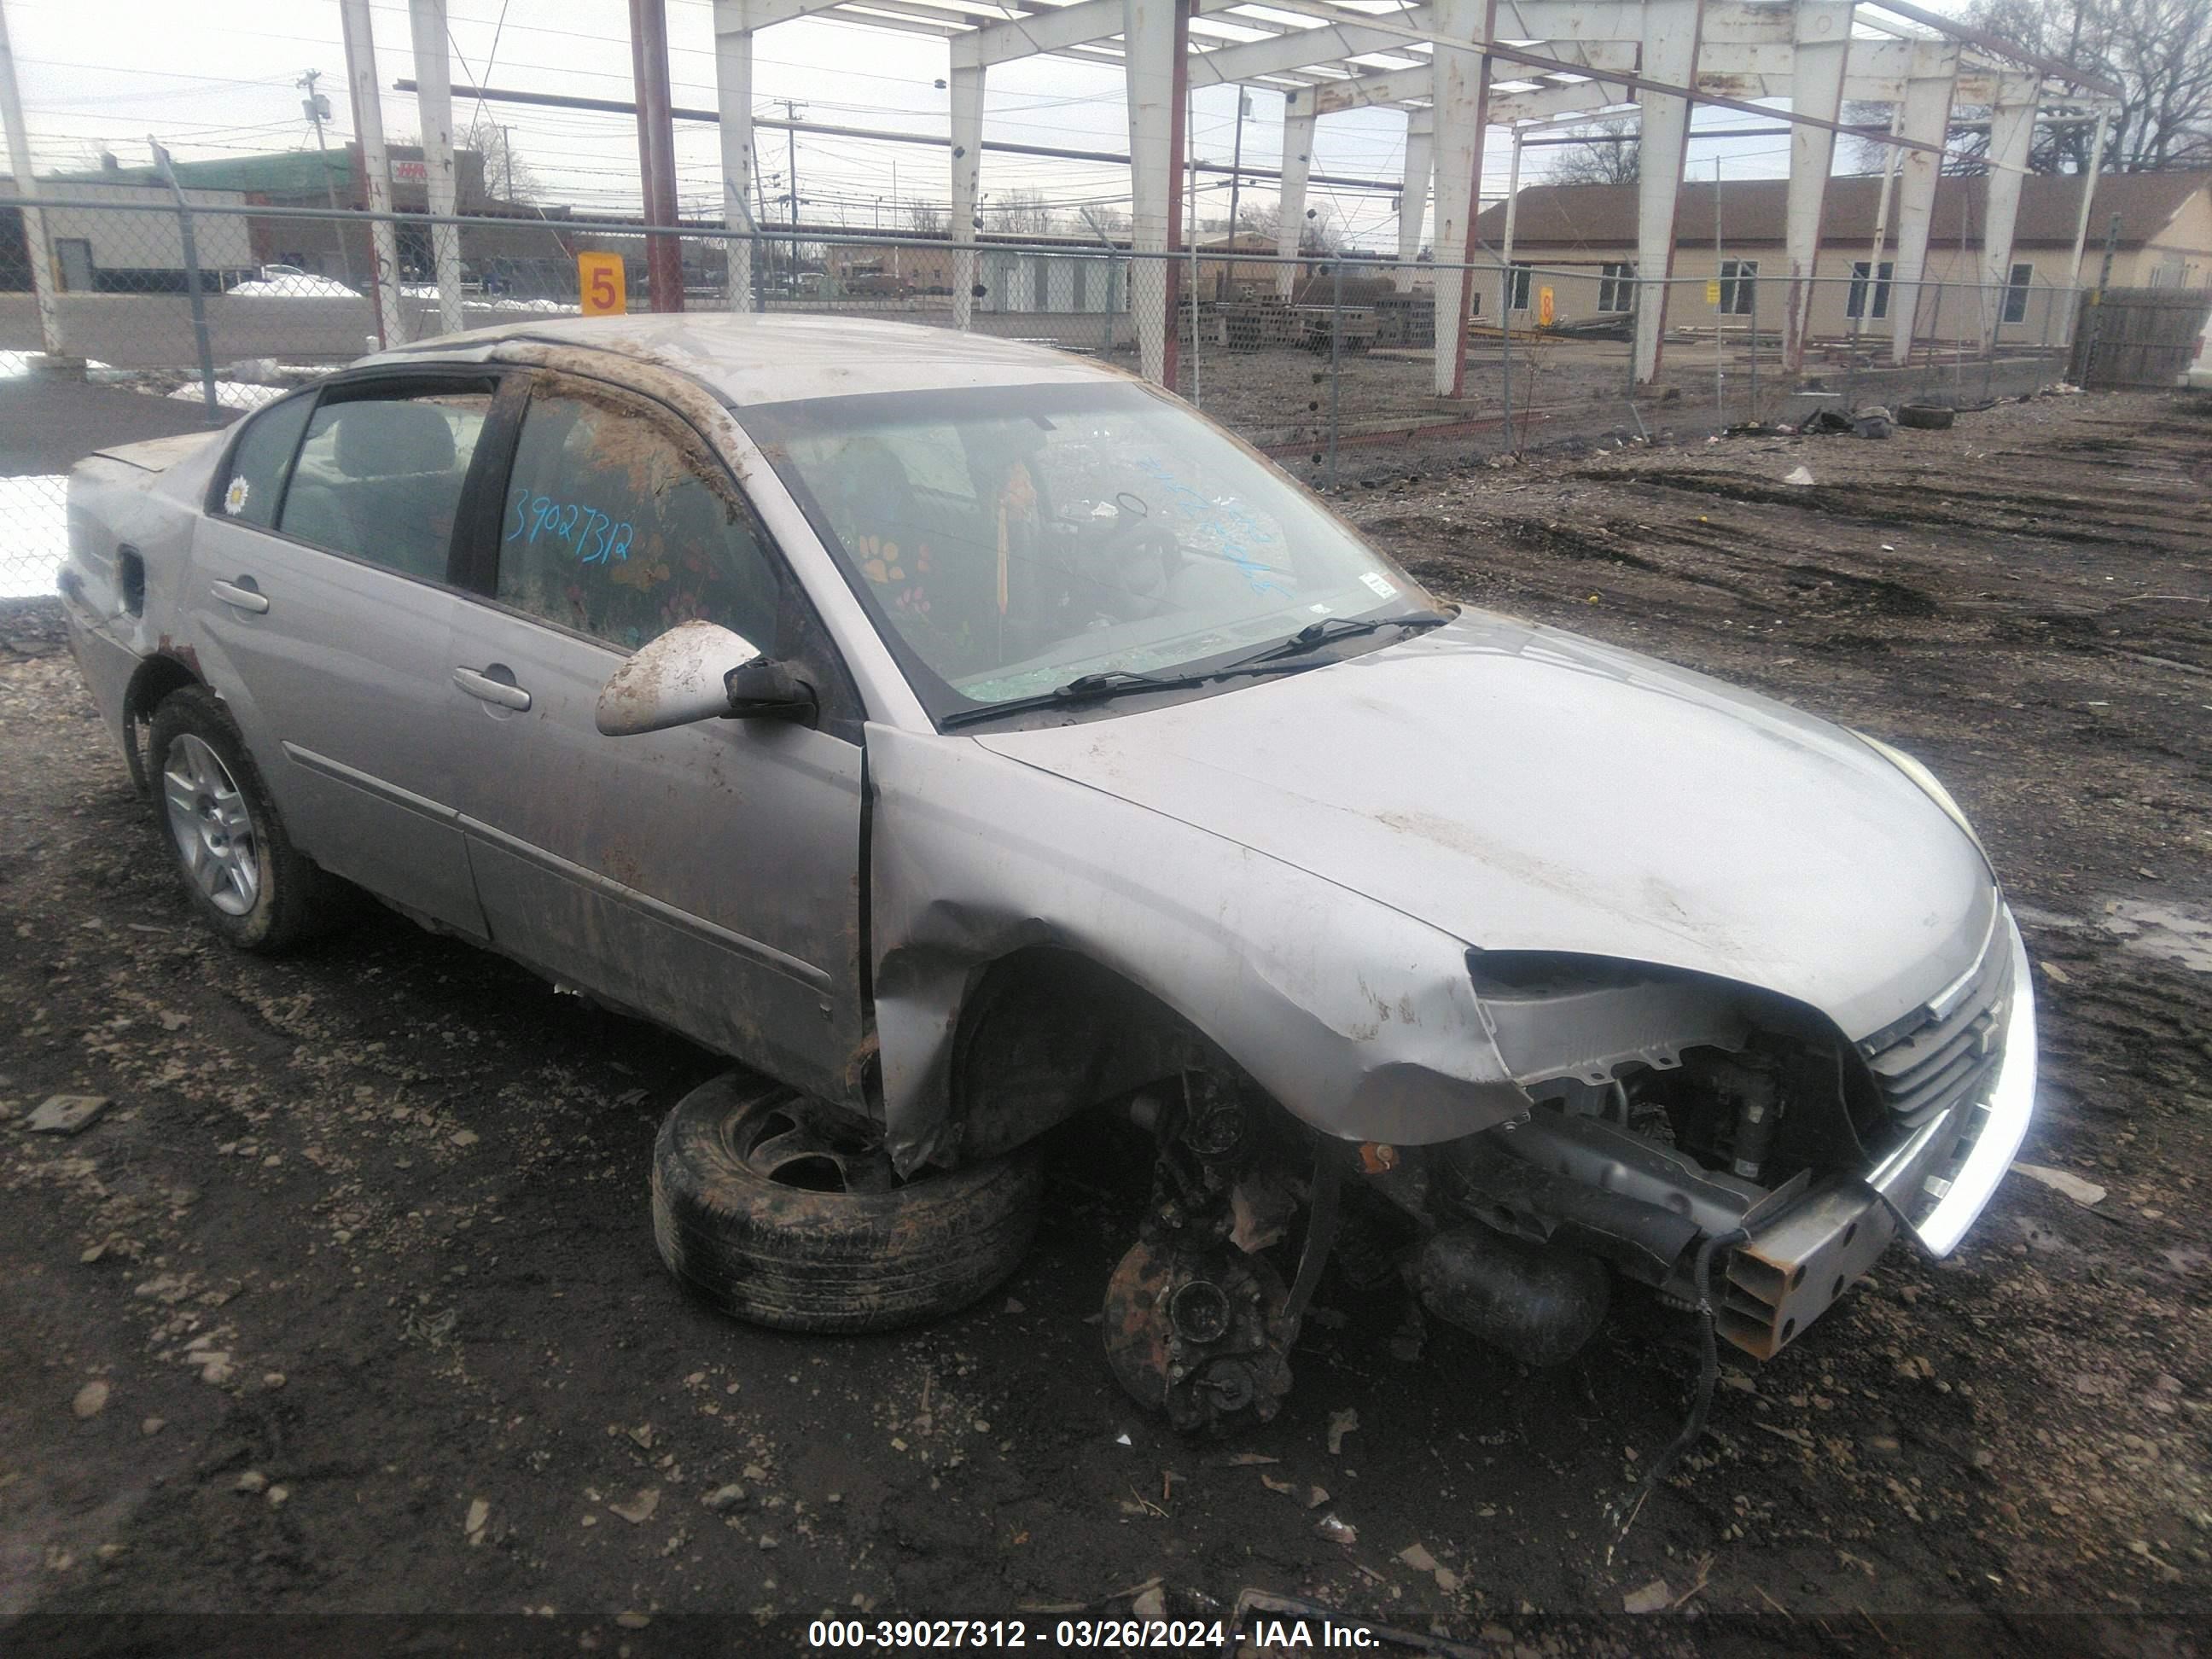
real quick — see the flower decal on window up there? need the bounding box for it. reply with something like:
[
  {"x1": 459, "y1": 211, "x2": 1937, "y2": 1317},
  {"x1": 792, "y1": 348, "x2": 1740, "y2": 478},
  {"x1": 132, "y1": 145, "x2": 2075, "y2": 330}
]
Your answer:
[{"x1": 223, "y1": 476, "x2": 251, "y2": 516}]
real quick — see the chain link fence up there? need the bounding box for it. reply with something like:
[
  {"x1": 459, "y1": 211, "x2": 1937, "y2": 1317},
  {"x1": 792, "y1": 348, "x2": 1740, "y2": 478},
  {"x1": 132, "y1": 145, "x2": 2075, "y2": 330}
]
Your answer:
[{"x1": 0, "y1": 195, "x2": 2088, "y2": 597}]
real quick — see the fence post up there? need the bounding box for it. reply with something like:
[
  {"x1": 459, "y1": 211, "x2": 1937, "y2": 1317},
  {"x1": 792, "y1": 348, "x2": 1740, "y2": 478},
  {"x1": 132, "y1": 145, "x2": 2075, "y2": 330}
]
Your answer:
[
  {"x1": 1327, "y1": 258, "x2": 1342, "y2": 490},
  {"x1": 1499, "y1": 264, "x2": 1513, "y2": 452},
  {"x1": 1625, "y1": 275, "x2": 1639, "y2": 399},
  {"x1": 1746, "y1": 275, "x2": 1759, "y2": 423},
  {"x1": 151, "y1": 141, "x2": 219, "y2": 425},
  {"x1": 2081, "y1": 211, "x2": 2122, "y2": 389}
]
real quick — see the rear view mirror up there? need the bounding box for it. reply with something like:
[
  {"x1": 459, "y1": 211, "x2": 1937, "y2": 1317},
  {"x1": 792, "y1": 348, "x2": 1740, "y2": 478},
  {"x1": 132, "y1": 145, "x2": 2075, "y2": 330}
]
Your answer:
[{"x1": 596, "y1": 620, "x2": 763, "y2": 736}]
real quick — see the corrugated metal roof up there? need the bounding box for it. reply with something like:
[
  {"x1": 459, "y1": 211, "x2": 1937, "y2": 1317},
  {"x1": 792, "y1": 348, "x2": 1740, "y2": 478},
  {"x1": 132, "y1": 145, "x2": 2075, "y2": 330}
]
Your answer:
[{"x1": 1476, "y1": 171, "x2": 2211, "y2": 253}]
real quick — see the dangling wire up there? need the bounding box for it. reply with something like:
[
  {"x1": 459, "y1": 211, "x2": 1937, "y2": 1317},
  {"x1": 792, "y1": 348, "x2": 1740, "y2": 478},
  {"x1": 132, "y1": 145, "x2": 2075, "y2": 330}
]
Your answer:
[{"x1": 1608, "y1": 1225, "x2": 1751, "y2": 1560}]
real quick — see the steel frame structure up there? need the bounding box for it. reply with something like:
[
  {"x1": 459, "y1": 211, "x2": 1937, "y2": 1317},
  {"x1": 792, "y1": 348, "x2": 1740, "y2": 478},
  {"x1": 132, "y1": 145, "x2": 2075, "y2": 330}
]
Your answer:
[{"x1": 346, "y1": 0, "x2": 2118, "y2": 390}]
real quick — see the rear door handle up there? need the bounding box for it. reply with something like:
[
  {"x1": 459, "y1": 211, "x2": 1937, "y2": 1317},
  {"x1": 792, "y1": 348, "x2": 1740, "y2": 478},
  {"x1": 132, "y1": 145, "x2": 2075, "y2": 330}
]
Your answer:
[
  {"x1": 210, "y1": 579, "x2": 269, "y2": 614},
  {"x1": 453, "y1": 666, "x2": 532, "y2": 712}
]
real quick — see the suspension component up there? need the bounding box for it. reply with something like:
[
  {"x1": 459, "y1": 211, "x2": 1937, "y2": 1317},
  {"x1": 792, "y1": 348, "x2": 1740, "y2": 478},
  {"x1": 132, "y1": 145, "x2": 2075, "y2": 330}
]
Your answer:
[
  {"x1": 1103, "y1": 1238, "x2": 1295, "y2": 1432},
  {"x1": 1100, "y1": 1069, "x2": 1298, "y2": 1431}
]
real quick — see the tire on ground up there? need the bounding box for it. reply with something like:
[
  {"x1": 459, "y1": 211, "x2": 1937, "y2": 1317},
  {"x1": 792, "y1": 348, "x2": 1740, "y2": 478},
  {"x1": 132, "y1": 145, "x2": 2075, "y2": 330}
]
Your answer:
[
  {"x1": 650, "y1": 1073, "x2": 1043, "y2": 1333},
  {"x1": 146, "y1": 684, "x2": 348, "y2": 953}
]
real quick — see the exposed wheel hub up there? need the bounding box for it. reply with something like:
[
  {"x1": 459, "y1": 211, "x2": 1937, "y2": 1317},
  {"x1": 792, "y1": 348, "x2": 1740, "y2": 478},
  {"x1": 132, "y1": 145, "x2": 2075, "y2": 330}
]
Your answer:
[
  {"x1": 1100, "y1": 1070, "x2": 1298, "y2": 1432},
  {"x1": 1103, "y1": 1238, "x2": 1294, "y2": 1433}
]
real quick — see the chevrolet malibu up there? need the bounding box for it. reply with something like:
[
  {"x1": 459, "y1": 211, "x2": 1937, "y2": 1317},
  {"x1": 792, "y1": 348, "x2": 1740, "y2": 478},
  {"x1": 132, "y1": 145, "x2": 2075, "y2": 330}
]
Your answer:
[{"x1": 59, "y1": 316, "x2": 2034, "y2": 1429}]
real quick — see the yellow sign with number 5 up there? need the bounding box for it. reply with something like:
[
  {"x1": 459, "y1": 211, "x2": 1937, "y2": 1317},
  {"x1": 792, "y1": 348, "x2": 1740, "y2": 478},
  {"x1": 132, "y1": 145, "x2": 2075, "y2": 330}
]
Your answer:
[{"x1": 578, "y1": 252, "x2": 626, "y2": 317}]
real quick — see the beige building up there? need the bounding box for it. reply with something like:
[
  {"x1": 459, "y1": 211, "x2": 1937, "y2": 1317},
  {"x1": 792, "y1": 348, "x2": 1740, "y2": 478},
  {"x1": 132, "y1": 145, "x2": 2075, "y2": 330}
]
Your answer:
[{"x1": 1471, "y1": 171, "x2": 2212, "y2": 347}]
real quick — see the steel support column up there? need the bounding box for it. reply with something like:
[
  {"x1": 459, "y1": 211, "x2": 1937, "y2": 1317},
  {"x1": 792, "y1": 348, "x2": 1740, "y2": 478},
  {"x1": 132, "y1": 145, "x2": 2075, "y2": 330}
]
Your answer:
[
  {"x1": 406, "y1": 0, "x2": 464, "y2": 338},
  {"x1": 629, "y1": 0, "x2": 685, "y2": 313},
  {"x1": 1396, "y1": 108, "x2": 1433, "y2": 294},
  {"x1": 1978, "y1": 73, "x2": 2040, "y2": 346},
  {"x1": 339, "y1": 0, "x2": 406, "y2": 348},
  {"x1": 949, "y1": 62, "x2": 984, "y2": 329},
  {"x1": 1428, "y1": 0, "x2": 1493, "y2": 397},
  {"x1": 0, "y1": 3, "x2": 59, "y2": 357},
  {"x1": 1275, "y1": 92, "x2": 1314, "y2": 300},
  {"x1": 1779, "y1": 1, "x2": 1852, "y2": 373},
  {"x1": 1124, "y1": 0, "x2": 1188, "y2": 385},
  {"x1": 1888, "y1": 43, "x2": 1958, "y2": 365},
  {"x1": 2063, "y1": 108, "x2": 2108, "y2": 294},
  {"x1": 713, "y1": 2, "x2": 757, "y2": 309},
  {"x1": 1632, "y1": 0, "x2": 1703, "y2": 384}
]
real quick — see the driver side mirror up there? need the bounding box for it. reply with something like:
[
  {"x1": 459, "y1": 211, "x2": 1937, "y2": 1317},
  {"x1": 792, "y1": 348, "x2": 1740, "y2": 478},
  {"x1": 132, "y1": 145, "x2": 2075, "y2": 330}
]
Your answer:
[{"x1": 596, "y1": 619, "x2": 812, "y2": 735}]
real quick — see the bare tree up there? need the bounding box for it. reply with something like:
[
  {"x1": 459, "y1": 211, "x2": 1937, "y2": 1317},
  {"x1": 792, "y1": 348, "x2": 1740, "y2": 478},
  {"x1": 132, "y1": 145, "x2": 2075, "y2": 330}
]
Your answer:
[
  {"x1": 992, "y1": 187, "x2": 1061, "y2": 236},
  {"x1": 1878, "y1": 0, "x2": 2212, "y2": 174},
  {"x1": 906, "y1": 202, "x2": 947, "y2": 236},
  {"x1": 464, "y1": 119, "x2": 543, "y2": 202},
  {"x1": 1545, "y1": 117, "x2": 1641, "y2": 185},
  {"x1": 1236, "y1": 196, "x2": 1342, "y2": 252}
]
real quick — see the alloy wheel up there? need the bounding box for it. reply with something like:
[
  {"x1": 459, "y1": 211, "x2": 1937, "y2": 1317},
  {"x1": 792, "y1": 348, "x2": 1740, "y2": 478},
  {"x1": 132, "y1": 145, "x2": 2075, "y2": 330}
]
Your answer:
[{"x1": 160, "y1": 733, "x2": 261, "y2": 917}]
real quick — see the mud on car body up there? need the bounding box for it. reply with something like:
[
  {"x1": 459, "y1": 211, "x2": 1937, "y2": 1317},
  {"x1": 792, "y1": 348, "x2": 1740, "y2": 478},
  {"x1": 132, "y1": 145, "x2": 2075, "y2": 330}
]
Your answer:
[{"x1": 56, "y1": 314, "x2": 2035, "y2": 1430}]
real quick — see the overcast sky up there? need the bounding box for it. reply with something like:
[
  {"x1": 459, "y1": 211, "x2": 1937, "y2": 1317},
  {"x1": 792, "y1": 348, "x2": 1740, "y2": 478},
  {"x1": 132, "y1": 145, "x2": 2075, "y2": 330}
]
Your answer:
[{"x1": 6, "y1": 0, "x2": 1964, "y2": 251}]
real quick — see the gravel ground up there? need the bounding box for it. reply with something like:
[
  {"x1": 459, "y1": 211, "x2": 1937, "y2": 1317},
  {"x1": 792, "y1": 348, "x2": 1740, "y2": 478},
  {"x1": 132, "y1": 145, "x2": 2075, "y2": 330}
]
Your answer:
[{"x1": 0, "y1": 388, "x2": 2207, "y2": 1654}]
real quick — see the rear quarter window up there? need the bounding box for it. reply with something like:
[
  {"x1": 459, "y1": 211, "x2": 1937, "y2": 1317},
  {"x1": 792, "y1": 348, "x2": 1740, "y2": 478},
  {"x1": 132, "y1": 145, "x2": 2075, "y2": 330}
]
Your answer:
[{"x1": 211, "y1": 394, "x2": 314, "y2": 528}]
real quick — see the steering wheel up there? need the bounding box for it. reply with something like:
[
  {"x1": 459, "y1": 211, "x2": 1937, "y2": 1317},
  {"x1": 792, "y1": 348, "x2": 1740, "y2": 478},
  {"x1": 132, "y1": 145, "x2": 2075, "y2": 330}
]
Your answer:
[{"x1": 1079, "y1": 492, "x2": 1179, "y2": 619}]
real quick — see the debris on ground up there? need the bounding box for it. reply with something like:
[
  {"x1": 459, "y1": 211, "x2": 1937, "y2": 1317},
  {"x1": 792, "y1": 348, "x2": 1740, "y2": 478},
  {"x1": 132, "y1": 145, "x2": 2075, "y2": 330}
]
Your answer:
[
  {"x1": 1622, "y1": 1579, "x2": 1673, "y2": 1614},
  {"x1": 27, "y1": 1094, "x2": 110, "y2": 1135},
  {"x1": 1327, "y1": 1407, "x2": 1360, "y2": 1455},
  {"x1": 2011, "y1": 1163, "x2": 2108, "y2": 1207},
  {"x1": 608, "y1": 1488, "x2": 661, "y2": 1525}
]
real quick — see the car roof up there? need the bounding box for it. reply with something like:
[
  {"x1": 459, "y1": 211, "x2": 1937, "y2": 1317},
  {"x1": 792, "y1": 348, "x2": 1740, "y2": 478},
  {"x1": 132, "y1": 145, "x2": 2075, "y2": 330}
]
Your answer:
[{"x1": 364, "y1": 312, "x2": 1124, "y2": 408}]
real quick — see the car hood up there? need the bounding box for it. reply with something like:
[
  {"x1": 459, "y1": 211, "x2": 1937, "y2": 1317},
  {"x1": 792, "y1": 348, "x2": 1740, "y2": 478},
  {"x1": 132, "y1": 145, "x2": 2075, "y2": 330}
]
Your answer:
[{"x1": 973, "y1": 612, "x2": 1997, "y2": 1042}]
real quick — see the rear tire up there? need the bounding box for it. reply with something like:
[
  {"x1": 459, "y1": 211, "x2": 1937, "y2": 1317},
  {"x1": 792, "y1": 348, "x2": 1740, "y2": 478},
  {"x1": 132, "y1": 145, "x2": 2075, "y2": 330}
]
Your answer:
[
  {"x1": 650, "y1": 1072, "x2": 1042, "y2": 1334},
  {"x1": 147, "y1": 685, "x2": 346, "y2": 953}
]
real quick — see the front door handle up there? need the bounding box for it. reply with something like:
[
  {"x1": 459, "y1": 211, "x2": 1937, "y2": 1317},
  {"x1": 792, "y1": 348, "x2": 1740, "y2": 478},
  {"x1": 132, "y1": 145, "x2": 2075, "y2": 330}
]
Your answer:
[
  {"x1": 453, "y1": 666, "x2": 532, "y2": 712},
  {"x1": 210, "y1": 579, "x2": 269, "y2": 614}
]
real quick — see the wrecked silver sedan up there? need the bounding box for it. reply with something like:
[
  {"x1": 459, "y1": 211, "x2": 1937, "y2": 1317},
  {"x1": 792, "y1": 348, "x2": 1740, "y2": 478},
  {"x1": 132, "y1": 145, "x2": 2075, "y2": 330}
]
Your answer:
[{"x1": 58, "y1": 315, "x2": 2034, "y2": 1429}]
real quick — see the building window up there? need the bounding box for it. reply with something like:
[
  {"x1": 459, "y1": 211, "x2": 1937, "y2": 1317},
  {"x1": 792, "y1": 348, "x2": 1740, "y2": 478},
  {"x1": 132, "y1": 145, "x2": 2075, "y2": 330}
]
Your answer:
[
  {"x1": 1597, "y1": 262, "x2": 1636, "y2": 312},
  {"x1": 1507, "y1": 263, "x2": 1533, "y2": 311},
  {"x1": 1719, "y1": 259, "x2": 1757, "y2": 316},
  {"x1": 1847, "y1": 259, "x2": 1894, "y2": 321},
  {"x1": 2001, "y1": 261, "x2": 2033, "y2": 324}
]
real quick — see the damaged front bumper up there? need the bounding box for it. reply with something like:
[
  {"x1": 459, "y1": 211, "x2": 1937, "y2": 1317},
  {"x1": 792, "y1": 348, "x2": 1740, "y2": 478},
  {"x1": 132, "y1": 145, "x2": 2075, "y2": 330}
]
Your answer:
[
  {"x1": 1444, "y1": 911, "x2": 2038, "y2": 1363},
  {"x1": 1720, "y1": 911, "x2": 2037, "y2": 1357}
]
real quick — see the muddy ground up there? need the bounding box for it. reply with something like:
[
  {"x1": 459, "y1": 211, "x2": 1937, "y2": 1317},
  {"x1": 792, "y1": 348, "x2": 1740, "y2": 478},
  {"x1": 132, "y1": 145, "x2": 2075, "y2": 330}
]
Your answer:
[{"x1": 0, "y1": 389, "x2": 2207, "y2": 1653}]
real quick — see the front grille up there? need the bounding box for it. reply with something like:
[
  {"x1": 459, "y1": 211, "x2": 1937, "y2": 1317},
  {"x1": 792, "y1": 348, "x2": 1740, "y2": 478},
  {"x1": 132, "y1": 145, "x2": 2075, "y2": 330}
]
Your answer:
[{"x1": 1859, "y1": 924, "x2": 2013, "y2": 1129}]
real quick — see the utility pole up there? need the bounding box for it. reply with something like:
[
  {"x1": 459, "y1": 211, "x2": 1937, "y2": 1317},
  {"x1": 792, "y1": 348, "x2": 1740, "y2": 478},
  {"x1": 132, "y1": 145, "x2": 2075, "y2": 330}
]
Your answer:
[
  {"x1": 779, "y1": 97, "x2": 803, "y2": 294},
  {"x1": 498, "y1": 122, "x2": 514, "y2": 199},
  {"x1": 1220, "y1": 89, "x2": 1249, "y2": 299},
  {"x1": 298, "y1": 68, "x2": 357, "y2": 285}
]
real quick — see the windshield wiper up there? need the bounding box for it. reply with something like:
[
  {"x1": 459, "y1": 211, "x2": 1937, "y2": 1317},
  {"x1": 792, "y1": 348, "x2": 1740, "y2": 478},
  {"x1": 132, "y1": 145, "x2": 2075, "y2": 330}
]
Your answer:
[
  {"x1": 939, "y1": 661, "x2": 1313, "y2": 729},
  {"x1": 1220, "y1": 609, "x2": 1451, "y2": 670}
]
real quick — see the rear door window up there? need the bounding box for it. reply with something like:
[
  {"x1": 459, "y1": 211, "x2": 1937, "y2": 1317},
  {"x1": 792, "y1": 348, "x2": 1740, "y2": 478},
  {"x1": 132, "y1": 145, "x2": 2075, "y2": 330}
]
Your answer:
[
  {"x1": 211, "y1": 393, "x2": 314, "y2": 528},
  {"x1": 277, "y1": 387, "x2": 492, "y2": 581}
]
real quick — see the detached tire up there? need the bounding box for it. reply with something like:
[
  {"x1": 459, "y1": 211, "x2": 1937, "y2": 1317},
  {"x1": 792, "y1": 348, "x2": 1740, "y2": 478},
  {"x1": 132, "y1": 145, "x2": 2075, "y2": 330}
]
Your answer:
[
  {"x1": 651, "y1": 1074, "x2": 1042, "y2": 1333},
  {"x1": 147, "y1": 685, "x2": 346, "y2": 953}
]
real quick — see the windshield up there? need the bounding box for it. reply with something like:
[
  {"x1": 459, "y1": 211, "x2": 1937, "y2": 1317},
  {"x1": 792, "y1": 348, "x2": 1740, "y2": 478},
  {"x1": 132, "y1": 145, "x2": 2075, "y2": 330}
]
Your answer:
[{"x1": 740, "y1": 381, "x2": 1436, "y2": 723}]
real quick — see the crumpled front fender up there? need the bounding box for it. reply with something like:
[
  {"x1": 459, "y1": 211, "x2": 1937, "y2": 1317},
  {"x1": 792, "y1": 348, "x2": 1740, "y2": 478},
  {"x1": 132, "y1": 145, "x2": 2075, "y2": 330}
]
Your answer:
[{"x1": 866, "y1": 725, "x2": 1529, "y2": 1173}]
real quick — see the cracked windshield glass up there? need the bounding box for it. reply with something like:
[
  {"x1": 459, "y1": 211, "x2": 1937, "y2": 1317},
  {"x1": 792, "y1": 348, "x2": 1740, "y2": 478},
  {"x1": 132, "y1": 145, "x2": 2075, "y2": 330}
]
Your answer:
[{"x1": 743, "y1": 382, "x2": 1432, "y2": 714}]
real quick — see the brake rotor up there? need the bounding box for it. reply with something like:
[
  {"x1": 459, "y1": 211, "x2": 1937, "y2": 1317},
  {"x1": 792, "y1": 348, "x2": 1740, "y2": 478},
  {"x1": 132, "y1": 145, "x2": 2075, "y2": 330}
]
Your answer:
[{"x1": 1102, "y1": 1237, "x2": 1295, "y2": 1433}]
